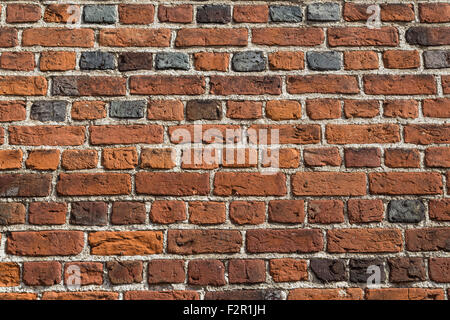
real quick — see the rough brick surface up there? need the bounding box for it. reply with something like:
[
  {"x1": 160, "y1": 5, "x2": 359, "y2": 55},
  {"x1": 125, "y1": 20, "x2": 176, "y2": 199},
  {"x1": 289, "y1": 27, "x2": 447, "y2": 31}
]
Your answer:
[{"x1": 0, "y1": 0, "x2": 447, "y2": 301}]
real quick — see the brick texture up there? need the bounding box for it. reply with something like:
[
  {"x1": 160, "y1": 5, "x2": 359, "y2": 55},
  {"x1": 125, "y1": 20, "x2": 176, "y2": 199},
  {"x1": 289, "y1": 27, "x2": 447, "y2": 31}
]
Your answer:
[{"x1": 0, "y1": 0, "x2": 447, "y2": 301}]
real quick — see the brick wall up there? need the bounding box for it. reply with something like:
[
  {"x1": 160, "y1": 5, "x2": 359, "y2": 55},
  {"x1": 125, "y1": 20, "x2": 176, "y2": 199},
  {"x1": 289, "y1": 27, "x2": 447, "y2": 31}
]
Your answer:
[{"x1": 0, "y1": 0, "x2": 449, "y2": 300}]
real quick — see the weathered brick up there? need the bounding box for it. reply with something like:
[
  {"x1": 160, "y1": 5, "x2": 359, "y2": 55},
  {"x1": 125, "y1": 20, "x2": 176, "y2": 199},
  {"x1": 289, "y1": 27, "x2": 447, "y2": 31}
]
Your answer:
[
  {"x1": 292, "y1": 172, "x2": 366, "y2": 196},
  {"x1": 107, "y1": 261, "x2": 143, "y2": 284},
  {"x1": 137, "y1": 172, "x2": 209, "y2": 196},
  {"x1": 269, "y1": 259, "x2": 307, "y2": 282},
  {"x1": 328, "y1": 27, "x2": 398, "y2": 47},
  {"x1": 150, "y1": 200, "x2": 186, "y2": 224},
  {"x1": 148, "y1": 260, "x2": 184, "y2": 284},
  {"x1": 159, "y1": 5, "x2": 192, "y2": 23},
  {"x1": 189, "y1": 201, "x2": 226, "y2": 225},
  {"x1": 232, "y1": 51, "x2": 265, "y2": 72},
  {"x1": 366, "y1": 288, "x2": 444, "y2": 300},
  {"x1": 29, "y1": 202, "x2": 67, "y2": 225},
  {"x1": 234, "y1": 5, "x2": 268, "y2": 23},
  {"x1": 0, "y1": 100, "x2": 26, "y2": 121},
  {"x1": 287, "y1": 75, "x2": 359, "y2": 94},
  {"x1": 429, "y1": 258, "x2": 450, "y2": 283},
  {"x1": 197, "y1": 5, "x2": 231, "y2": 24},
  {"x1": 25, "y1": 149, "x2": 60, "y2": 170},
  {"x1": 268, "y1": 200, "x2": 304, "y2": 224},
  {"x1": 406, "y1": 27, "x2": 450, "y2": 46},
  {"x1": 429, "y1": 199, "x2": 450, "y2": 221},
  {"x1": 344, "y1": 148, "x2": 381, "y2": 168},
  {"x1": 269, "y1": 6, "x2": 302, "y2": 22},
  {"x1": 327, "y1": 229, "x2": 403, "y2": 253},
  {"x1": 155, "y1": 52, "x2": 189, "y2": 70},
  {"x1": 369, "y1": 172, "x2": 443, "y2": 195},
  {"x1": 110, "y1": 100, "x2": 145, "y2": 119},
  {"x1": 176, "y1": 28, "x2": 247, "y2": 47},
  {"x1": 230, "y1": 201, "x2": 265, "y2": 225},
  {"x1": 30, "y1": 101, "x2": 67, "y2": 122},
  {"x1": 388, "y1": 200, "x2": 425, "y2": 223},
  {"x1": 90, "y1": 125, "x2": 163, "y2": 145},
  {"x1": 80, "y1": 51, "x2": 115, "y2": 70},
  {"x1": 214, "y1": 172, "x2": 286, "y2": 196},
  {"x1": 310, "y1": 259, "x2": 347, "y2": 282},
  {"x1": 0, "y1": 52, "x2": 35, "y2": 71},
  {"x1": 89, "y1": 231, "x2": 163, "y2": 255},
  {"x1": 186, "y1": 100, "x2": 222, "y2": 121},
  {"x1": 388, "y1": 258, "x2": 426, "y2": 282},
  {"x1": 0, "y1": 203, "x2": 25, "y2": 225},
  {"x1": 40, "y1": 51, "x2": 76, "y2": 71},
  {"x1": 23, "y1": 28, "x2": 94, "y2": 47},
  {"x1": 83, "y1": 5, "x2": 116, "y2": 24},
  {"x1": 65, "y1": 262, "x2": 103, "y2": 286},
  {"x1": 111, "y1": 202, "x2": 146, "y2": 225},
  {"x1": 326, "y1": 124, "x2": 400, "y2": 144},
  {"x1": 347, "y1": 199, "x2": 384, "y2": 224},
  {"x1": 23, "y1": 262, "x2": 61, "y2": 286},
  {"x1": 57, "y1": 173, "x2": 131, "y2": 196},
  {"x1": 350, "y1": 259, "x2": 386, "y2": 283},
  {"x1": 167, "y1": 230, "x2": 242, "y2": 254},
  {"x1": 246, "y1": 229, "x2": 323, "y2": 253},
  {"x1": 229, "y1": 260, "x2": 265, "y2": 284},
  {"x1": 307, "y1": 3, "x2": 340, "y2": 21},
  {"x1": 6, "y1": 4, "x2": 41, "y2": 23},
  {"x1": 118, "y1": 52, "x2": 152, "y2": 71},
  {"x1": 61, "y1": 149, "x2": 98, "y2": 170},
  {"x1": 70, "y1": 202, "x2": 108, "y2": 226},
  {"x1": 0, "y1": 262, "x2": 20, "y2": 287},
  {"x1": 406, "y1": 228, "x2": 450, "y2": 252},
  {"x1": 99, "y1": 28, "x2": 171, "y2": 47},
  {"x1": 252, "y1": 28, "x2": 324, "y2": 46},
  {"x1": 308, "y1": 200, "x2": 344, "y2": 224},
  {"x1": 385, "y1": 149, "x2": 420, "y2": 168},
  {"x1": 289, "y1": 288, "x2": 363, "y2": 300},
  {"x1": 0, "y1": 174, "x2": 52, "y2": 197},
  {"x1": 130, "y1": 75, "x2": 205, "y2": 95},
  {"x1": 118, "y1": 4, "x2": 154, "y2": 24}
]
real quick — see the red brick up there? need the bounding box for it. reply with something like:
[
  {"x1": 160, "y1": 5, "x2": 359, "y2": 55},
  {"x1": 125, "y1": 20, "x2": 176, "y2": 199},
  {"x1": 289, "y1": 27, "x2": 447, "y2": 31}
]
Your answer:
[
  {"x1": 364, "y1": 75, "x2": 436, "y2": 95},
  {"x1": 0, "y1": 262, "x2": 20, "y2": 287},
  {"x1": 429, "y1": 258, "x2": 450, "y2": 283},
  {"x1": 189, "y1": 202, "x2": 226, "y2": 225},
  {"x1": 43, "y1": 292, "x2": 118, "y2": 300},
  {"x1": 61, "y1": 149, "x2": 98, "y2": 170},
  {"x1": 118, "y1": 4, "x2": 154, "y2": 24},
  {"x1": 0, "y1": 52, "x2": 35, "y2": 71},
  {"x1": 246, "y1": 229, "x2": 323, "y2": 253},
  {"x1": 99, "y1": 28, "x2": 170, "y2": 47},
  {"x1": 102, "y1": 147, "x2": 138, "y2": 170},
  {"x1": 383, "y1": 100, "x2": 419, "y2": 119},
  {"x1": 158, "y1": 5, "x2": 193, "y2": 23},
  {"x1": 366, "y1": 288, "x2": 444, "y2": 300},
  {"x1": 380, "y1": 4, "x2": 415, "y2": 22},
  {"x1": 419, "y1": 3, "x2": 450, "y2": 23},
  {"x1": 425, "y1": 147, "x2": 450, "y2": 167},
  {"x1": 44, "y1": 4, "x2": 80, "y2": 23},
  {"x1": 385, "y1": 149, "x2": 420, "y2": 168},
  {"x1": 194, "y1": 52, "x2": 229, "y2": 71},
  {"x1": 26, "y1": 149, "x2": 60, "y2": 170},
  {"x1": 0, "y1": 28, "x2": 18, "y2": 47},
  {"x1": 0, "y1": 174, "x2": 52, "y2": 197},
  {"x1": 0, "y1": 76, "x2": 47, "y2": 96},
  {"x1": 326, "y1": 124, "x2": 400, "y2": 144},
  {"x1": 226, "y1": 101, "x2": 262, "y2": 119},
  {"x1": 292, "y1": 172, "x2": 366, "y2": 196},
  {"x1": 369, "y1": 172, "x2": 443, "y2": 195},
  {"x1": 148, "y1": 260, "x2": 184, "y2": 284},
  {"x1": 29, "y1": 202, "x2": 67, "y2": 225},
  {"x1": 23, "y1": 262, "x2": 61, "y2": 286},
  {"x1": 0, "y1": 149, "x2": 22, "y2": 170},
  {"x1": 406, "y1": 228, "x2": 450, "y2": 251},
  {"x1": 269, "y1": 259, "x2": 308, "y2": 282},
  {"x1": 289, "y1": 288, "x2": 363, "y2": 300},
  {"x1": 188, "y1": 260, "x2": 226, "y2": 286},
  {"x1": 404, "y1": 124, "x2": 450, "y2": 145},
  {"x1": 130, "y1": 75, "x2": 205, "y2": 95},
  {"x1": 71, "y1": 101, "x2": 106, "y2": 120},
  {"x1": 229, "y1": 260, "x2": 265, "y2": 284},
  {"x1": 176, "y1": 28, "x2": 247, "y2": 47},
  {"x1": 0, "y1": 293, "x2": 36, "y2": 300},
  {"x1": 234, "y1": 5, "x2": 268, "y2": 23},
  {"x1": 308, "y1": 200, "x2": 344, "y2": 224},
  {"x1": 111, "y1": 202, "x2": 146, "y2": 225},
  {"x1": 107, "y1": 261, "x2": 142, "y2": 285},
  {"x1": 150, "y1": 200, "x2": 186, "y2": 224},
  {"x1": 0, "y1": 100, "x2": 26, "y2": 121},
  {"x1": 429, "y1": 199, "x2": 450, "y2": 221},
  {"x1": 268, "y1": 200, "x2": 304, "y2": 224},
  {"x1": 423, "y1": 98, "x2": 450, "y2": 118},
  {"x1": 137, "y1": 172, "x2": 209, "y2": 196},
  {"x1": 64, "y1": 262, "x2": 103, "y2": 286},
  {"x1": 287, "y1": 75, "x2": 359, "y2": 94},
  {"x1": 347, "y1": 199, "x2": 384, "y2": 224},
  {"x1": 214, "y1": 172, "x2": 286, "y2": 196},
  {"x1": 23, "y1": 28, "x2": 94, "y2": 47},
  {"x1": 383, "y1": 50, "x2": 420, "y2": 69},
  {"x1": 344, "y1": 100, "x2": 379, "y2": 118},
  {"x1": 7, "y1": 231, "x2": 84, "y2": 256},
  {"x1": 57, "y1": 173, "x2": 131, "y2": 196},
  {"x1": 327, "y1": 229, "x2": 402, "y2": 253},
  {"x1": 167, "y1": 230, "x2": 242, "y2": 254},
  {"x1": 148, "y1": 100, "x2": 184, "y2": 120},
  {"x1": 328, "y1": 27, "x2": 399, "y2": 47},
  {"x1": 306, "y1": 99, "x2": 341, "y2": 120},
  {"x1": 90, "y1": 125, "x2": 163, "y2": 145},
  {"x1": 268, "y1": 51, "x2": 304, "y2": 70},
  {"x1": 267, "y1": 100, "x2": 301, "y2": 120},
  {"x1": 6, "y1": 4, "x2": 41, "y2": 23},
  {"x1": 0, "y1": 203, "x2": 26, "y2": 225},
  {"x1": 344, "y1": 148, "x2": 381, "y2": 168},
  {"x1": 10, "y1": 125, "x2": 85, "y2": 146},
  {"x1": 210, "y1": 76, "x2": 282, "y2": 95},
  {"x1": 344, "y1": 51, "x2": 379, "y2": 70},
  {"x1": 303, "y1": 148, "x2": 341, "y2": 167},
  {"x1": 89, "y1": 231, "x2": 163, "y2": 256},
  {"x1": 124, "y1": 291, "x2": 198, "y2": 300},
  {"x1": 252, "y1": 28, "x2": 324, "y2": 46},
  {"x1": 230, "y1": 201, "x2": 265, "y2": 225}
]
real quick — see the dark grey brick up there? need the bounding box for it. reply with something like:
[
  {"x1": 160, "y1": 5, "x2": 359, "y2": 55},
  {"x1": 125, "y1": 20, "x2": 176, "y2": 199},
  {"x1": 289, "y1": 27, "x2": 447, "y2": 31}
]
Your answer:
[
  {"x1": 232, "y1": 51, "x2": 266, "y2": 72},
  {"x1": 110, "y1": 100, "x2": 146, "y2": 119},
  {"x1": 424, "y1": 50, "x2": 450, "y2": 69},
  {"x1": 30, "y1": 101, "x2": 67, "y2": 122},
  {"x1": 186, "y1": 100, "x2": 222, "y2": 120},
  {"x1": 307, "y1": 3, "x2": 340, "y2": 21},
  {"x1": 118, "y1": 52, "x2": 153, "y2": 71},
  {"x1": 80, "y1": 52, "x2": 115, "y2": 70},
  {"x1": 310, "y1": 259, "x2": 347, "y2": 282},
  {"x1": 269, "y1": 6, "x2": 302, "y2": 22},
  {"x1": 52, "y1": 77, "x2": 79, "y2": 96},
  {"x1": 83, "y1": 5, "x2": 116, "y2": 24},
  {"x1": 70, "y1": 202, "x2": 107, "y2": 226},
  {"x1": 388, "y1": 200, "x2": 425, "y2": 223},
  {"x1": 307, "y1": 51, "x2": 342, "y2": 70},
  {"x1": 155, "y1": 52, "x2": 189, "y2": 70},
  {"x1": 350, "y1": 259, "x2": 386, "y2": 283},
  {"x1": 196, "y1": 5, "x2": 231, "y2": 24}
]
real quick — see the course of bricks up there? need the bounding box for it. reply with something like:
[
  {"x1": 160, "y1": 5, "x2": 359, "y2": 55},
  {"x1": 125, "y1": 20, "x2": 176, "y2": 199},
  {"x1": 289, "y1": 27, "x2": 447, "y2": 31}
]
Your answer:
[{"x1": 0, "y1": 0, "x2": 448, "y2": 300}]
